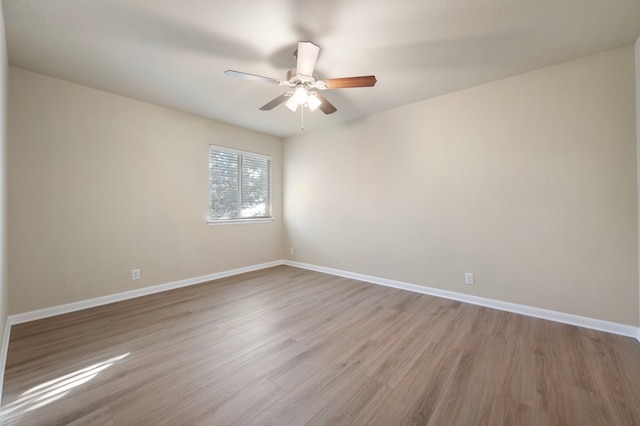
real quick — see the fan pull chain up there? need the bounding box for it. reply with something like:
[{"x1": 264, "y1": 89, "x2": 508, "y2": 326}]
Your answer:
[{"x1": 300, "y1": 103, "x2": 304, "y2": 131}]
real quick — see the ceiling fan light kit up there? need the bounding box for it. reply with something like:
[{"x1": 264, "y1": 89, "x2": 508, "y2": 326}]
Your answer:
[
  {"x1": 225, "y1": 41, "x2": 377, "y2": 130},
  {"x1": 284, "y1": 86, "x2": 322, "y2": 113}
]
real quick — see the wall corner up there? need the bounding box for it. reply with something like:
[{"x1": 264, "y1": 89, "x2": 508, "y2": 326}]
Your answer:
[
  {"x1": 636, "y1": 35, "x2": 640, "y2": 331},
  {"x1": 0, "y1": 0, "x2": 9, "y2": 403}
]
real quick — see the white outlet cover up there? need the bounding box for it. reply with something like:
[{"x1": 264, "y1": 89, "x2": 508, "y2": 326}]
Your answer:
[{"x1": 464, "y1": 272, "x2": 474, "y2": 285}]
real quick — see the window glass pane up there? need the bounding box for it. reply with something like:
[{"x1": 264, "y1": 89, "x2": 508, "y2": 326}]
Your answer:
[
  {"x1": 209, "y1": 150, "x2": 239, "y2": 219},
  {"x1": 241, "y1": 156, "x2": 270, "y2": 217}
]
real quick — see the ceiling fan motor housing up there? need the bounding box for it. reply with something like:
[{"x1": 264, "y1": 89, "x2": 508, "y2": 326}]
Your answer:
[{"x1": 286, "y1": 69, "x2": 320, "y2": 87}]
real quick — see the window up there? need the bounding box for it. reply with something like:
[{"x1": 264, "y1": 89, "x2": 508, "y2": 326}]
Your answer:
[{"x1": 208, "y1": 145, "x2": 271, "y2": 223}]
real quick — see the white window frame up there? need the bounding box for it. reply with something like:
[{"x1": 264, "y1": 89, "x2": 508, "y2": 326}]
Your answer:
[{"x1": 208, "y1": 145, "x2": 273, "y2": 225}]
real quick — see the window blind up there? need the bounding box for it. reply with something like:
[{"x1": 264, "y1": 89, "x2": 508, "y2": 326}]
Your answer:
[{"x1": 209, "y1": 146, "x2": 271, "y2": 221}]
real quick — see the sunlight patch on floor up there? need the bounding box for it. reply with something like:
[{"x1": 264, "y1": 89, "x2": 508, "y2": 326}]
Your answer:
[{"x1": 0, "y1": 353, "x2": 130, "y2": 422}]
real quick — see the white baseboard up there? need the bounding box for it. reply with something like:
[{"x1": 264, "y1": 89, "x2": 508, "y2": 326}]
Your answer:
[
  {"x1": 284, "y1": 260, "x2": 640, "y2": 340},
  {"x1": 1, "y1": 258, "x2": 638, "y2": 405},
  {"x1": 8, "y1": 260, "x2": 283, "y2": 325}
]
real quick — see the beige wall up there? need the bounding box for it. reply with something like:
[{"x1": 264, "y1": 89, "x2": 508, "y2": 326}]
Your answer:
[
  {"x1": 284, "y1": 45, "x2": 639, "y2": 326},
  {"x1": 8, "y1": 68, "x2": 283, "y2": 314},
  {"x1": 6, "y1": 45, "x2": 639, "y2": 327}
]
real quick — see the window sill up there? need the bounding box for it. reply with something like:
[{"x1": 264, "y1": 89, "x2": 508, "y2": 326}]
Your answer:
[{"x1": 207, "y1": 217, "x2": 274, "y2": 226}]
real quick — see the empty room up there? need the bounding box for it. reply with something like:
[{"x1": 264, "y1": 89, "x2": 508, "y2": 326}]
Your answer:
[{"x1": 0, "y1": 0, "x2": 640, "y2": 425}]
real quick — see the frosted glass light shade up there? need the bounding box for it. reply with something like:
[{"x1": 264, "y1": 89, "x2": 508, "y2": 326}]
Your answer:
[
  {"x1": 285, "y1": 96, "x2": 299, "y2": 112},
  {"x1": 292, "y1": 86, "x2": 308, "y2": 104},
  {"x1": 307, "y1": 93, "x2": 321, "y2": 111}
]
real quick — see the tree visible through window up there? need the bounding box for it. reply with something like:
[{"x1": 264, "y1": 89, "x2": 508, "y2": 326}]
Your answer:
[{"x1": 209, "y1": 145, "x2": 271, "y2": 221}]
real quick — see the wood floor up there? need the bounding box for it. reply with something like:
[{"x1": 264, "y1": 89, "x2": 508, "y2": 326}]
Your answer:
[{"x1": 2, "y1": 266, "x2": 640, "y2": 425}]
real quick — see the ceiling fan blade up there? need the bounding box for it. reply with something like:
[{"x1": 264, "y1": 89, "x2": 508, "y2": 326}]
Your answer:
[
  {"x1": 259, "y1": 92, "x2": 291, "y2": 111},
  {"x1": 323, "y1": 75, "x2": 377, "y2": 89},
  {"x1": 224, "y1": 70, "x2": 282, "y2": 85},
  {"x1": 314, "y1": 93, "x2": 337, "y2": 114},
  {"x1": 296, "y1": 41, "x2": 320, "y2": 77}
]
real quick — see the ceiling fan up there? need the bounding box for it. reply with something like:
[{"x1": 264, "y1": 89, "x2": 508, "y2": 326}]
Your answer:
[{"x1": 224, "y1": 41, "x2": 377, "y2": 116}]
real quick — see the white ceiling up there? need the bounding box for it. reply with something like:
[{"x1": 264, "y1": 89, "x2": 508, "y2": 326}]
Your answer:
[{"x1": 4, "y1": 0, "x2": 640, "y2": 138}]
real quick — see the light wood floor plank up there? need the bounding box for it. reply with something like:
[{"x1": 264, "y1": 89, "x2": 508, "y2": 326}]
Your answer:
[{"x1": 2, "y1": 265, "x2": 640, "y2": 425}]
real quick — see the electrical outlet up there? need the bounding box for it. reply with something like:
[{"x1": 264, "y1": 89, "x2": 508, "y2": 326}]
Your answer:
[
  {"x1": 290, "y1": 247, "x2": 295, "y2": 255},
  {"x1": 464, "y1": 272, "x2": 474, "y2": 285},
  {"x1": 132, "y1": 269, "x2": 141, "y2": 280}
]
